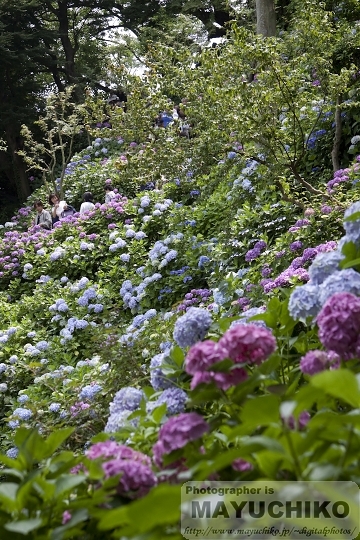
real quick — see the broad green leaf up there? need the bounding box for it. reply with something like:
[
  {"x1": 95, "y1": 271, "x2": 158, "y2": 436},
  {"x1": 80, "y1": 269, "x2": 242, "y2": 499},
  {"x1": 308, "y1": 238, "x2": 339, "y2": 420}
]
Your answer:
[
  {"x1": 54, "y1": 474, "x2": 86, "y2": 497},
  {"x1": 5, "y1": 518, "x2": 42, "y2": 534},
  {"x1": 97, "y1": 484, "x2": 181, "y2": 532},
  {"x1": 44, "y1": 428, "x2": 74, "y2": 456},
  {"x1": 311, "y1": 369, "x2": 360, "y2": 408}
]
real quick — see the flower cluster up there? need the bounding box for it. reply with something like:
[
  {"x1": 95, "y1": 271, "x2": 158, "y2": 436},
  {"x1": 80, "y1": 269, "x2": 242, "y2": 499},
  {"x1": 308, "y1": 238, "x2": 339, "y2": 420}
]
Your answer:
[
  {"x1": 152, "y1": 412, "x2": 209, "y2": 467},
  {"x1": 173, "y1": 307, "x2": 212, "y2": 348}
]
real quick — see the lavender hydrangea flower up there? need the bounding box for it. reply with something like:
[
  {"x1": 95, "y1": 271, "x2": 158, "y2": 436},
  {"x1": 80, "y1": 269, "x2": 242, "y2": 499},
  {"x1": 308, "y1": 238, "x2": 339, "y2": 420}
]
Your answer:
[
  {"x1": 150, "y1": 354, "x2": 175, "y2": 391},
  {"x1": 343, "y1": 201, "x2": 360, "y2": 242},
  {"x1": 318, "y1": 269, "x2": 360, "y2": 305},
  {"x1": 13, "y1": 408, "x2": 32, "y2": 421},
  {"x1": 288, "y1": 284, "x2": 321, "y2": 320},
  {"x1": 308, "y1": 251, "x2": 344, "y2": 285},
  {"x1": 6, "y1": 447, "x2": 18, "y2": 459},
  {"x1": 79, "y1": 384, "x2": 102, "y2": 400},
  {"x1": 147, "y1": 388, "x2": 188, "y2": 415},
  {"x1": 109, "y1": 387, "x2": 145, "y2": 414},
  {"x1": 300, "y1": 350, "x2": 340, "y2": 375},
  {"x1": 104, "y1": 410, "x2": 139, "y2": 433},
  {"x1": 290, "y1": 241, "x2": 303, "y2": 252},
  {"x1": 173, "y1": 307, "x2": 212, "y2": 348}
]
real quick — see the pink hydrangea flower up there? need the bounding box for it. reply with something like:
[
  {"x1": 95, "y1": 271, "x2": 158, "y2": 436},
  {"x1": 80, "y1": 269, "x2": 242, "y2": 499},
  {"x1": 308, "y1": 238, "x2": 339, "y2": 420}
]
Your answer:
[{"x1": 219, "y1": 324, "x2": 276, "y2": 365}]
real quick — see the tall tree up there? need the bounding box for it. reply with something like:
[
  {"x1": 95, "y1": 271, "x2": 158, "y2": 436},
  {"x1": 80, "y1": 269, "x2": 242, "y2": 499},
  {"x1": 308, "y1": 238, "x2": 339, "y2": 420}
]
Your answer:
[{"x1": 255, "y1": 0, "x2": 276, "y2": 36}]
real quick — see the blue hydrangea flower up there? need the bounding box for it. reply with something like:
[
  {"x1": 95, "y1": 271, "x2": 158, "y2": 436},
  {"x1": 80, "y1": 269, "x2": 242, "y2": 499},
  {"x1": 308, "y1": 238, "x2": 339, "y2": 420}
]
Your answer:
[
  {"x1": 49, "y1": 403, "x2": 61, "y2": 412},
  {"x1": 150, "y1": 354, "x2": 175, "y2": 391},
  {"x1": 173, "y1": 307, "x2": 212, "y2": 348},
  {"x1": 13, "y1": 408, "x2": 32, "y2": 421},
  {"x1": 120, "y1": 253, "x2": 130, "y2": 262},
  {"x1": 6, "y1": 447, "x2": 18, "y2": 459},
  {"x1": 0, "y1": 383, "x2": 8, "y2": 392},
  {"x1": 9, "y1": 356, "x2": 17, "y2": 364},
  {"x1": 343, "y1": 201, "x2": 360, "y2": 243},
  {"x1": 60, "y1": 276, "x2": 69, "y2": 283},
  {"x1": 288, "y1": 284, "x2": 321, "y2": 321},
  {"x1": 144, "y1": 309, "x2": 157, "y2": 320},
  {"x1": 109, "y1": 387, "x2": 144, "y2": 414},
  {"x1": 104, "y1": 410, "x2": 139, "y2": 433},
  {"x1": 147, "y1": 387, "x2": 188, "y2": 415},
  {"x1": 308, "y1": 251, "x2": 344, "y2": 285},
  {"x1": 318, "y1": 269, "x2": 360, "y2": 305},
  {"x1": 36, "y1": 341, "x2": 49, "y2": 351},
  {"x1": 18, "y1": 394, "x2": 29, "y2": 403},
  {"x1": 79, "y1": 384, "x2": 102, "y2": 400}
]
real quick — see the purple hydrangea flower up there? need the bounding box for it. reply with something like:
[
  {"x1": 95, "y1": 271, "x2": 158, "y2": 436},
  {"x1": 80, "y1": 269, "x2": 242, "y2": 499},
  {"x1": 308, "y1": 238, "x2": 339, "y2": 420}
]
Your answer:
[
  {"x1": 300, "y1": 350, "x2": 340, "y2": 375},
  {"x1": 152, "y1": 412, "x2": 209, "y2": 467},
  {"x1": 317, "y1": 292, "x2": 360, "y2": 359},
  {"x1": 290, "y1": 241, "x2": 303, "y2": 252}
]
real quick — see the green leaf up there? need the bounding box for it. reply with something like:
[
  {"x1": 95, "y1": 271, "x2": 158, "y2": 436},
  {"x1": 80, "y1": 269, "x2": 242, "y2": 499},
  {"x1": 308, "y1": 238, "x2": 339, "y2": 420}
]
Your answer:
[
  {"x1": 0, "y1": 483, "x2": 18, "y2": 502},
  {"x1": 344, "y1": 211, "x2": 360, "y2": 222},
  {"x1": 44, "y1": 428, "x2": 74, "y2": 456},
  {"x1": 170, "y1": 346, "x2": 184, "y2": 367},
  {"x1": 51, "y1": 509, "x2": 89, "y2": 540},
  {"x1": 311, "y1": 369, "x2": 360, "y2": 408},
  {"x1": 342, "y1": 257, "x2": 360, "y2": 269},
  {"x1": 97, "y1": 484, "x2": 181, "y2": 533},
  {"x1": 5, "y1": 518, "x2": 42, "y2": 534},
  {"x1": 54, "y1": 474, "x2": 86, "y2": 497},
  {"x1": 239, "y1": 394, "x2": 280, "y2": 427}
]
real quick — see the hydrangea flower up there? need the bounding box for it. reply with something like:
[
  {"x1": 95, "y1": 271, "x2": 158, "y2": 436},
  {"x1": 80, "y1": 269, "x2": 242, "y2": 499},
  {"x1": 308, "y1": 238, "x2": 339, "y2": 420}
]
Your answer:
[
  {"x1": 343, "y1": 201, "x2": 360, "y2": 243},
  {"x1": 219, "y1": 324, "x2": 276, "y2": 365},
  {"x1": 150, "y1": 354, "x2": 175, "y2": 391},
  {"x1": 317, "y1": 292, "x2": 360, "y2": 359},
  {"x1": 79, "y1": 384, "x2": 102, "y2": 400},
  {"x1": 152, "y1": 412, "x2": 209, "y2": 467},
  {"x1": 308, "y1": 251, "x2": 344, "y2": 285},
  {"x1": 300, "y1": 350, "x2": 340, "y2": 375},
  {"x1": 173, "y1": 307, "x2": 212, "y2": 348},
  {"x1": 102, "y1": 459, "x2": 157, "y2": 498},
  {"x1": 288, "y1": 284, "x2": 321, "y2": 320},
  {"x1": 13, "y1": 408, "x2": 32, "y2": 421},
  {"x1": 109, "y1": 387, "x2": 144, "y2": 414},
  {"x1": 318, "y1": 269, "x2": 360, "y2": 305},
  {"x1": 147, "y1": 388, "x2": 188, "y2": 415}
]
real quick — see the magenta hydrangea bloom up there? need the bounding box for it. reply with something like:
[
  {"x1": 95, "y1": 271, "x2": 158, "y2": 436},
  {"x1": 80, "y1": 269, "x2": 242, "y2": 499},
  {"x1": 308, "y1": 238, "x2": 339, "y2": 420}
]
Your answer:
[
  {"x1": 102, "y1": 459, "x2": 157, "y2": 497},
  {"x1": 300, "y1": 350, "x2": 340, "y2": 375},
  {"x1": 218, "y1": 324, "x2": 276, "y2": 365},
  {"x1": 190, "y1": 367, "x2": 248, "y2": 391},
  {"x1": 185, "y1": 340, "x2": 227, "y2": 374},
  {"x1": 232, "y1": 458, "x2": 253, "y2": 472},
  {"x1": 316, "y1": 292, "x2": 360, "y2": 359},
  {"x1": 152, "y1": 412, "x2": 209, "y2": 467},
  {"x1": 86, "y1": 440, "x2": 151, "y2": 466}
]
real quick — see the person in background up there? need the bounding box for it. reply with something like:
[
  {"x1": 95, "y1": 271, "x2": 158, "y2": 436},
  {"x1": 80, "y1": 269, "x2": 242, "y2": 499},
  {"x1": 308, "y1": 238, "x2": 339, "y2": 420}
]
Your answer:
[
  {"x1": 33, "y1": 201, "x2": 52, "y2": 230},
  {"x1": 105, "y1": 185, "x2": 116, "y2": 203},
  {"x1": 48, "y1": 193, "x2": 68, "y2": 225},
  {"x1": 80, "y1": 192, "x2": 95, "y2": 214}
]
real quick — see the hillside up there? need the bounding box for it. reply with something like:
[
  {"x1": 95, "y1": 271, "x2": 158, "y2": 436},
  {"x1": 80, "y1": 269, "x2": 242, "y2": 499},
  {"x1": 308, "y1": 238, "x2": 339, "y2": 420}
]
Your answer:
[{"x1": 0, "y1": 3, "x2": 360, "y2": 538}]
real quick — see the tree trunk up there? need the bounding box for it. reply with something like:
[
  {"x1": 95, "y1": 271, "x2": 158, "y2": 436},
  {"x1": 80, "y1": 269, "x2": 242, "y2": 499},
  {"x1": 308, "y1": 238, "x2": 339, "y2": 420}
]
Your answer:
[
  {"x1": 57, "y1": 0, "x2": 77, "y2": 83},
  {"x1": 5, "y1": 125, "x2": 31, "y2": 201},
  {"x1": 256, "y1": 0, "x2": 276, "y2": 37}
]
